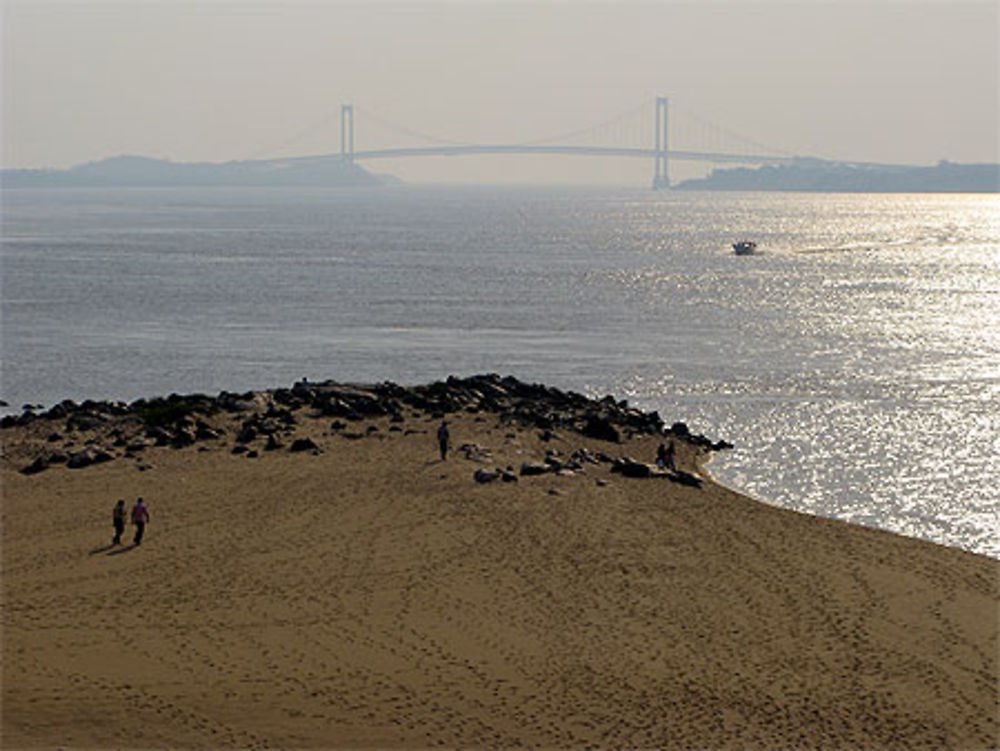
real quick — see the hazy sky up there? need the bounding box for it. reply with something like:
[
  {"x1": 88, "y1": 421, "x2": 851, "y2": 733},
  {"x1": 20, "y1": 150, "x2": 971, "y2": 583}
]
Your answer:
[{"x1": 3, "y1": 0, "x2": 998, "y2": 184}]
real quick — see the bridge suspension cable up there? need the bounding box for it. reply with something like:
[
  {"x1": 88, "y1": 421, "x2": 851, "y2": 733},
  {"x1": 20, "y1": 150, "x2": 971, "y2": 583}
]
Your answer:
[
  {"x1": 243, "y1": 107, "x2": 341, "y2": 161},
  {"x1": 670, "y1": 102, "x2": 793, "y2": 158},
  {"x1": 515, "y1": 99, "x2": 654, "y2": 147},
  {"x1": 352, "y1": 106, "x2": 474, "y2": 147}
]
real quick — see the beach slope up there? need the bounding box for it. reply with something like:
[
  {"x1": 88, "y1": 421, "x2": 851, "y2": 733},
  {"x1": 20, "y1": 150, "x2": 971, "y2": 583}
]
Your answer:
[{"x1": 2, "y1": 377, "x2": 997, "y2": 749}]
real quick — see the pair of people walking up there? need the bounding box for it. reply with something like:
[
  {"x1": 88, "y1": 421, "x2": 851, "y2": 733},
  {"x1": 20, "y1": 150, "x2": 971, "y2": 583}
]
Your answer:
[
  {"x1": 112, "y1": 497, "x2": 149, "y2": 546},
  {"x1": 656, "y1": 440, "x2": 676, "y2": 471}
]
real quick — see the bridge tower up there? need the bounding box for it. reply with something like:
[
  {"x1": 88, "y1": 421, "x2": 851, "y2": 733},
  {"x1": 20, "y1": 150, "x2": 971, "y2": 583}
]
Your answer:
[
  {"x1": 340, "y1": 104, "x2": 355, "y2": 162},
  {"x1": 653, "y1": 96, "x2": 669, "y2": 189}
]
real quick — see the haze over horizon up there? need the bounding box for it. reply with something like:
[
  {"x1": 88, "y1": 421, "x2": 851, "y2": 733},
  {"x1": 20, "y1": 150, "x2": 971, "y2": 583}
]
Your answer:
[{"x1": 3, "y1": 0, "x2": 997, "y2": 185}]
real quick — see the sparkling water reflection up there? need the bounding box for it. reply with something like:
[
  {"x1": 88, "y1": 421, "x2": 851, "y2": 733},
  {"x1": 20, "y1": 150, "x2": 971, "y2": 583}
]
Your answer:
[{"x1": 2, "y1": 187, "x2": 998, "y2": 556}]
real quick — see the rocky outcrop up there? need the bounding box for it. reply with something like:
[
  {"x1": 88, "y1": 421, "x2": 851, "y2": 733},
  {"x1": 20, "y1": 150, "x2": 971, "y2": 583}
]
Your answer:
[{"x1": 5, "y1": 374, "x2": 731, "y2": 474}]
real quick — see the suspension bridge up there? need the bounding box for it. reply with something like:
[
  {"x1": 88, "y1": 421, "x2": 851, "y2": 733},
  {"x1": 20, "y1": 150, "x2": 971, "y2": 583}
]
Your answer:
[{"x1": 254, "y1": 97, "x2": 896, "y2": 188}]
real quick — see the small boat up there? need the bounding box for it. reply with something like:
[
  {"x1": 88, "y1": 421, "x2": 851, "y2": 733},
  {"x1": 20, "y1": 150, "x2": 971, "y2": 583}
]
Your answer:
[{"x1": 732, "y1": 240, "x2": 757, "y2": 255}]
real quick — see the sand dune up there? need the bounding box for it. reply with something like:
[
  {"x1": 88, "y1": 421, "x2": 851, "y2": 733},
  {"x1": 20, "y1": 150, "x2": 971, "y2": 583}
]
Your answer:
[{"x1": 2, "y1": 394, "x2": 997, "y2": 749}]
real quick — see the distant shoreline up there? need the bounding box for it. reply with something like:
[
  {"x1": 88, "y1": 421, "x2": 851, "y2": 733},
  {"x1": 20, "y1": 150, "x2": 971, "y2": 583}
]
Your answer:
[
  {"x1": 4, "y1": 154, "x2": 998, "y2": 192},
  {"x1": 0, "y1": 154, "x2": 399, "y2": 188},
  {"x1": 675, "y1": 159, "x2": 999, "y2": 193}
]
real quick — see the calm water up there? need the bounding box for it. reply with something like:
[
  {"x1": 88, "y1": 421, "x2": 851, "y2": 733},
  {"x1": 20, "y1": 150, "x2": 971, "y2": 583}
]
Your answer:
[{"x1": 2, "y1": 186, "x2": 998, "y2": 557}]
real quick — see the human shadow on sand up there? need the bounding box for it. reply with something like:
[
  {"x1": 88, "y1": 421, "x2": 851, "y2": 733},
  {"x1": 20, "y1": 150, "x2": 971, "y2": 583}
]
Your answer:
[
  {"x1": 89, "y1": 543, "x2": 117, "y2": 556},
  {"x1": 106, "y1": 544, "x2": 139, "y2": 556}
]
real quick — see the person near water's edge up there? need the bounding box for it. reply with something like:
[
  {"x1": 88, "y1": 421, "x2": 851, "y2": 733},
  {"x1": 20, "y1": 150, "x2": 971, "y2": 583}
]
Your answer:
[
  {"x1": 656, "y1": 440, "x2": 676, "y2": 471},
  {"x1": 112, "y1": 499, "x2": 126, "y2": 545},
  {"x1": 437, "y1": 421, "x2": 450, "y2": 461},
  {"x1": 131, "y1": 498, "x2": 149, "y2": 545}
]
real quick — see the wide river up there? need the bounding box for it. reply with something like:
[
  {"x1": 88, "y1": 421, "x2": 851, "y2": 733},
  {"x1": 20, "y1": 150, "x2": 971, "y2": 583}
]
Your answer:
[{"x1": 2, "y1": 186, "x2": 997, "y2": 557}]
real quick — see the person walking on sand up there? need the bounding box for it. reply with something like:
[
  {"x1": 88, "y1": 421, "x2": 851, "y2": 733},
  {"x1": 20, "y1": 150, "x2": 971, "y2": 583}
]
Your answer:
[
  {"x1": 112, "y1": 499, "x2": 126, "y2": 545},
  {"x1": 131, "y1": 497, "x2": 149, "y2": 546},
  {"x1": 656, "y1": 440, "x2": 676, "y2": 471},
  {"x1": 437, "y1": 420, "x2": 450, "y2": 461}
]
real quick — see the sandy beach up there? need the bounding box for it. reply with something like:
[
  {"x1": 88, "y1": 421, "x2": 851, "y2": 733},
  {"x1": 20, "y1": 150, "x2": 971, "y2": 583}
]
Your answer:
[{"x1": 2, "y1": 377, "x2": 997, "y2": 749}]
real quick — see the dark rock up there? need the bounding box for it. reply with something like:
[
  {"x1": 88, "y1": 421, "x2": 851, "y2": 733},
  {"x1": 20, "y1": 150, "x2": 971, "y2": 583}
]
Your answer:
[
  {"x1": 582, "y1": 416, "x2": 621, "y2": 443},
  {"x1": 231, "y1": 445, "x2": 249, "y2": 455},
  {"x1": 67, "y1": 413, "x2": 106, "y2": 432},
  {"x1": 246, "y1": 450, "x2": 259, "y2": 459},
  {"x1": 195, "y1": 421, "x2": 223, "y2": 440},
  {"x1": 610, "y1": 458, "x2": 653, "y2": 478},
  {"x1": 47, "y1": 451, "x2": 69, "y2": 464},
  {"x1": 47, "y1": 432, "x2": 62, "y2": 443},
  {"x1": 66, "y1": 448, "x2": 113, "y2": 469},
  {"x1": 520, "y1": 462, "x2": 552, "y2": 476},
  {"x1": 330, "y1": 420, "x2": 348, "y2": 431},
  {"x1": 42, "y1": 400, "x2": 74, "y2": 420},
  {"x1": 289, "y1": 437, "x2": 319, "y2": 453},
  {"x1": 460, "y1": 443, "x2": 492, "y2": 462},
  {"x1": 265, "y1": 406, "x2": 297, "y2": 425},
  {"x1": 146, "y1": 426, "x2": 172, "y2": 446},
  {"x1": 20, "y1": 456, "x2": 49, "y2": 475},
  {"x1": 265, "y1": 434, "x2": 283, "y2": 451},
  {"x1": 474, "y1": 468, "x2": 501, "y2": 484},
  {"x1": 171, "y1": 427, "x2": 197, "y2": 449},
  {"x1": 667, "y1": 470, "x2": 703, "y2": 488},
  {"x1": 669, "y1": 422, "x2": 690, "y2": 438},
  {"x1": 235, "y1": 425, "x2": 257, "y2": 444}
]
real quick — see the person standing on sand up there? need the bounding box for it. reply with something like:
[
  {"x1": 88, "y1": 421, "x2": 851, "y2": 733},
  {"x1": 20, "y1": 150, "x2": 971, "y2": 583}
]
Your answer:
[
  {"x1": 657, "y1": 440, "x2": 676, "y2": 471},
  {"x1": 112, "y1": 499, "x2": 126, "y2": 545},
  {"x1": 131, "y1": 498, "x2": 149, "y2": 546},
  {"x1": 437, "y1": 420, "x2": 450, "y2": 461}
]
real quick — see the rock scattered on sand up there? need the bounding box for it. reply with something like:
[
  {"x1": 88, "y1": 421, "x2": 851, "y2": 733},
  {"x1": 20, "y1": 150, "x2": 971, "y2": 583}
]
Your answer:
[
  {"x1": 474, "y1": 468, "x2": 501, "y2": 484},
  {"x1": 289, "y1": 437, "x2": 320, "y2": 453},
  {"x1": 66, "y1": 448, "x2": 113, "y2": 470},
  {"x1": 20, "y1": 456, "x2": 49, "y2": 475},
  {"x1": 5, "y1": 374, "x2": 731, "y2": 476},
  {"x1": 520, "y1": 462, "x2": 552, "y2": 477}
]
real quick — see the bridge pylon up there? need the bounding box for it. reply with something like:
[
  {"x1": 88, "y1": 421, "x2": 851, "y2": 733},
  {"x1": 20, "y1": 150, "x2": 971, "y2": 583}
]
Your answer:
[
  {"x1": 340, "y1": 104, "x2": 354, "y2": 162},
  {"x1": 653, "y1": 96, "x2": 669, "y2": 189}
]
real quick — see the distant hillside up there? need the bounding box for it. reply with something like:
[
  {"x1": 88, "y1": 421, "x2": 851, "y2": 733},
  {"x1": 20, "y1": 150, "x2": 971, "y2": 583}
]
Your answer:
[
  {"x1": 675, "y1": 160, "x2": 999, "y2": 193},
  {"x1": 1, "y1": 155, "x2": 400, "y2": 188}
]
